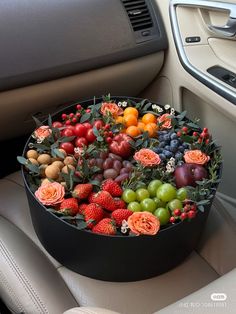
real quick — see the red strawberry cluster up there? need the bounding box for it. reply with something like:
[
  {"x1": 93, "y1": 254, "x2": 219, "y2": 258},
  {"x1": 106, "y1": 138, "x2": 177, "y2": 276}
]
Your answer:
[{"x1": 57, "y1": 179, "x2": 132, "y2": 235}]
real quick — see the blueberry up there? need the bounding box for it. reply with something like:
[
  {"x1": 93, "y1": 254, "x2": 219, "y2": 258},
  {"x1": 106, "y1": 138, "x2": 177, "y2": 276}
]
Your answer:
[
  {"x1": 163, "y1": 134, "x2": 170, "y2": 142},
  {"x1": 178, "y1": 146, "x2": 185, "y2": 153},
  {"x1": 182, "y1": 143, "x2": 189, "y2": 149},
  {"x1": 153, "y1": 147, "x2": 163, "y2": 154},
  {"x1": 169, "y1": 146, "x2": 178, "y2": 153},
  {"x1": 170, "y1": 139, "x2": 179, "y2": 148},
  {"x1": 175, "y1": 152, "x2": 183, "y2": 160},
  {"x1": 159, "y1": 142, "x2": 165, "y2": 148},
  {"x1": 170, "y1": 133, "x2": 178, "y2": 140},
  {"x1": 158, "y1": 135, "x2": 164, "y2": 142},
  {"x1": 163, "y1": 150, "x2": 174, "y2": 158},
  {"x1": 165, "y1": 145, "x2": 171, "y2": 151},
  {"x1": 159, "y1": 154, "x2": 166, "y2": 160}
]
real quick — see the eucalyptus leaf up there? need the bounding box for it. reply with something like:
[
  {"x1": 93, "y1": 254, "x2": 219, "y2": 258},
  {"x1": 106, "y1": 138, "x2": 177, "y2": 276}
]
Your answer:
[
  {"x1": 25, "y1": 163, "x2": 40, "y2": 174},
  {"x1": 76, "y1": 220, "x2": 89, "y2": 230},
  {"x1": 176, "y1": 110, "x2": 187, "y2": 121},
  {"x1": 32, "y1": 115, "x2": 43, "y2": 127},
  {"x1": 47, "y1": 114, "x2": 52, "y2": 127},
  {"x1": 198, "y1": 205, "x2": 205, "y2": 212},
  {"x1": 17, "y1": 156, "x2": 27, "y2": 165},
  {"x1": 58, "y1": 136, "x2": 76, "y2": 143},
  {"x1": 80, "y1": 112, "x2": 91, "y2": 123}
]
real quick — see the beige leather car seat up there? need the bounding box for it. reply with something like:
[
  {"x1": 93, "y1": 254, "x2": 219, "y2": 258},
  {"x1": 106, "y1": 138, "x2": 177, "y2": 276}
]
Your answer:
[{"x1": 0, "y1": 172, "x2": 235, "y2": 314}]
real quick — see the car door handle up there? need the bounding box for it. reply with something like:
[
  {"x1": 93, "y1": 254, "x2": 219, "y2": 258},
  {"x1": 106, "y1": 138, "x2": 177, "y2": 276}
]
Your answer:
[{"x1": 208, "y1": 17, "x2": 236, "y2": 37}]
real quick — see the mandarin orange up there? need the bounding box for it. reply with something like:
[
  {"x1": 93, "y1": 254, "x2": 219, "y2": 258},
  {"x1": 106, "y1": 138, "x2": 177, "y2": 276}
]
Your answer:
[
  {"x1": 125, "y1": 126, "x2": 141, "y2": 137},
  {"x1": 124, "y1": 114, "x2": 138, "y2": 127},
  {"x1": 142, "y1": 113, "x2": 157, "y2": 124},
  {"x1": 123, "y1": 107, "x2": 139, "y2": 118}
]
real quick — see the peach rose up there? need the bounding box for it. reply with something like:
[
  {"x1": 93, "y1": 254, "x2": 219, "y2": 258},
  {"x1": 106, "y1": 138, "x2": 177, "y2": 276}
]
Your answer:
[
  {"x1": 134, "y1": 149, "x2": 161, "y2": 167},
  {"x1": 34, "y1": 126, "x2": 52, "y2": 140},
  {"x1": 35, "y1": 182, "x2": 65, "y2": 206},
  {"x1": 157, "y1": 113, "x2": 172, "y2": 129},
  {"x1": 128, "y1": 212, "x2": 160, "y2": 236},
  {"x1": 100, "y1": 102, "x2": 123, "y2": 118},
  {"x1": 184, "y1": 150, "x2": 210, "y2": 165}
]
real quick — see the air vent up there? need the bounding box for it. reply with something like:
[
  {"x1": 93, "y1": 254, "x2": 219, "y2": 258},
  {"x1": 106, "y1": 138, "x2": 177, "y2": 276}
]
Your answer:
[{"x1": 122, "y1": 0, "x2": 153, "y2": 32}]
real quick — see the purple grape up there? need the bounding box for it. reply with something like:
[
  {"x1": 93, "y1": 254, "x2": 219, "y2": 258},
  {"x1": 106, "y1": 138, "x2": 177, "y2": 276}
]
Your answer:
[
  {"x1": 95, "y1": 158, "x2": 104, "y2": 169},
  {"x1": 113, "y1": 160, "x2": 122, "y2": 172},
  {"x1": 103, "y1": 158, "x2": 114, "y2": 170},
  {"x1": 108, "y1": 153, "x2": 123, "y2": 161},
  {"x1": 123, "y1": 160, "x2": 133, "y2": 170},
  {"x1": 93, "y1": 174, "x2": 104, "y2": 182},
  {"x1": 88, "y1": 158, "x2": 96, "y2": 166},
  {"x1": 114, "y1": 173, "x2": 129, "y2": 183},
  {"x1": 120, "y1": 167, "x2": 130, "y2": 174},
  {"x1": 100, "y1": 151, "x2": 109, "y2": 160},
  {"x1": 103, "y1": 169, "x2": 118, "y2": 179}
]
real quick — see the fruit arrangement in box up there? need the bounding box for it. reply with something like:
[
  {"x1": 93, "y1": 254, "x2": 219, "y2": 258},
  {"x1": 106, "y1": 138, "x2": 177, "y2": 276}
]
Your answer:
[{"x1": 18, "y1": 96, "x2": 222, "y2": 236}]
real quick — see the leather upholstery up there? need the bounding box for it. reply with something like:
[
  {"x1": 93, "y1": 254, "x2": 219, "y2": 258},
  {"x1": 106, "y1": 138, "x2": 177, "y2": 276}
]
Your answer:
[
  {"x1": 64, "y1": 307, "x2": 121, "y2": 314},
  {"x1": 0, "y1": 217, "x2": 78, "y2": 314},
  {"x1": 1, "y1": 172, "x2": 235, "y2": 314},
  {"x1": 155, "y1": 268, "x2": 236, "y2": 313}
]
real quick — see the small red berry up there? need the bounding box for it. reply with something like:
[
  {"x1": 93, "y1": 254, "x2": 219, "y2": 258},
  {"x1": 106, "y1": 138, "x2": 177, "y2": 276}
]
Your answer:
[
  {"x1": 65, "y1": 120, "x2": 71, "y2": 126},
  {"x1": 76, "y1": 104, "x2": 82, "y2": 110},
  {"x1": 182, "y1": 126, "x2": 188, "y2": 133},
  {"x1": 170, "y1": 216, "x2": 176, "y2": 223},
  {"x1": 104, "y1": 131, "x2": 109, "y2": 137},
  {"x1": 106, "y1": 137, "x2": 112, "y2": 144},
  {"x1": 180, "y1": 212, "x2": 187, "y2": 220},
  {"x1": 76, "y1": 112, "x2": 81, "y2": 118},
  {"x1": 205, "y1": 139, "x2": 210, "y2": 144},
  {"x1": 203, "y1": 128, "x2": 208, "y2": 133},
  {"x1": 72, "y1": 117, "x2": 77, "y2": 123},
  {"x1": 188, "y1": 210, "x2": 196, "y2": 219},
  {"x1": 86, "y1": 109, "x2": 91, "y2": 113},
  {"x1": 108, "y1": 131, "x2": 113, "y2": 137},
  {"x1": 198, "y1": 138, "x2": 202, "y2": 143},
  {"x1": 62, "y1": 113, "x2": 67, "y2": 120},
  {"x1": 177, "y1": 131, "x2": 182, "y2": 137},
  {"x1": 190, "y1": 204, "x2": 197, "y2": 211},
  {"x1": 104, "y1": 124, "x2": 110, "y2": 130},
  {"x1": 193, "y1": 132, "x2": 198, "y2": 137},
  {"x1": 69, "y1": 113, "x2": 74, "y2": 118},
  {"x1": 173, "y1": 209, "x2": 181, "y2": 216},
  {"x1": 184, "y1": 204, "x2": 191, "y2": 212}
]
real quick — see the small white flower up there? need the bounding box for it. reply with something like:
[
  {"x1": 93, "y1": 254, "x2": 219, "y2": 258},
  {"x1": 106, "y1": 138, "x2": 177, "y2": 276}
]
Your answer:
[
  {"x1": 28, "y1": 143, "x2": 34, "y2": 148},
  {"x1": 152, "y1": 104, "x2": 158, "y2": 110},
  {"x1": 36, "y1": 138, "x2": 43, "y2": 144},
  {"x1": 121, "y1": 220, "x2": 129, "y2": 234},
  {"x1": 170, "y1": 108, "x2": 175, "y2": 115},
  {"x1": 117, "y1": 102, "x2": 122, "y2": 107},
  {"x1": 74, "y1": 147, "x2": 83, "y2": 155},
  {"x1": 164, "y1": 104, "x2": 171, "y2": 110},
  {"x1": 156, "y1": 106, "x2": 163, "y2": 113}
]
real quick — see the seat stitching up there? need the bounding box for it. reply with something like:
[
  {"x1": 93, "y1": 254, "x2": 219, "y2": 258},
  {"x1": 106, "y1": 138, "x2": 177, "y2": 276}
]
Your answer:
[
  {"x1": 0, "y1": 240, "x2": 49, "y2": 314},
  {"x1": 0, "y1": 270, "x2": 24, "y2": 313}
]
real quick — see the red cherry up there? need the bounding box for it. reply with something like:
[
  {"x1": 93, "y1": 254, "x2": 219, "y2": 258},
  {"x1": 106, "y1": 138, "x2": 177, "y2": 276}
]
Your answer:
[
  {"x1": 169, "y1": 216, "x2": 176, "y2": 223},
  {"x1": 182, "y1": 126, "x2": 188, "y2": 133},
  {"x1": 180, "y1": 212, "x2": 187, "y2": 220},
  {"x1": 104, "y1": 124, "x2": 110, "y2": 130},
  {"x1": 60, "y1": 142, "x2": 74, "y2": 154},
  {"x1": 61, "y1": 113, "x2": 67, "y2": 120},
  {"x1": 76, "y1": 104, "x2": 82, "y2": 110},
  {"x1": 52, "y1": 121, "x2": 63, "y2": 128},
  {"x1": 188, "y1": 210, "x2": 196, "y2": 219},
  {"x1": 83, "y1": 122, "x2": 92, "y2": 130},
  {"x1": 86, "y1": 129, "x2": 96, "y2": 143},
  {"x1": 106, "y1": 137, "x2": 112, "y2": 144},
  {"x1": 173, "y1": 209, "x2": 181, "y2": 216},
  {"x1": 74, "y1": 123, "x2": 87, "y2": 137},
  {"x1": 65, "y1": 120, "x2": 71, "y2": 126},
  {"x1": 93, "y1": 120, "x2": 104, "y2": 130},
  {"x1": 75, "y1": 137, "x2": 88, "y2": 147},
  {"x1": 61, "y1": 128, "x2": 75, "y2": 137}
]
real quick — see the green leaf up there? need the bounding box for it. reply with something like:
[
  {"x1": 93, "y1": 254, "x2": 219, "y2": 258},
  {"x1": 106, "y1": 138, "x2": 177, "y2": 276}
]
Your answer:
[
  {"x1": 92, "y1": 127, "x2": 100, "y2": 137},
  {"x1": 25, "y1": 163, "x2": 40, "y2": 174},
  {"x1": 89, "y1": 180, "x2": 101, "y2": 187},
  {"x1": 176, "y1": 110, "x2": 187, "y2": 121},
  {"x1": 47, "y1": 114, "x2": 52, "y2": 127},
  {"x1": 58, "y1": 136, "x2": 76, "y2": 143},
  {"x1": 32, "y1": 143, "x2": 50, "y2": 151},
  {"x1": 32, "y1": 115, "x2": 43, "y2": 127},
  {"x1": 80, "y1": 112, "x2": 91, "y2": 123},
  {"x1": 76, "y1": 220, "x2": 88, "y2": 230},
  {"x1": 75, "y1": 214, "x2": 84, "y2": 220},
  {"x1": 53, "y1": 148, "x2": 65, "y2": 159},
  {"x1": 198, "y1": 205, "x2": 205, "y2": 212},
  {"x1": 186, "y1": 122, "x2": 200, "y2": 130},
  {"x1": 17, "y1": 156, "x2": 27, "y2": 165}
]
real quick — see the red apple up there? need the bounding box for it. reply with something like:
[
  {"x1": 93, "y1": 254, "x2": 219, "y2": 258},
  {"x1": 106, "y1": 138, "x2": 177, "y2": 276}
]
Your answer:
[
  {"x1": 109, "y1": 134, "x2": 132, "y2": 158},
  {"x1": 174, "y1": 163, "x2": 208, "y2": 188}
]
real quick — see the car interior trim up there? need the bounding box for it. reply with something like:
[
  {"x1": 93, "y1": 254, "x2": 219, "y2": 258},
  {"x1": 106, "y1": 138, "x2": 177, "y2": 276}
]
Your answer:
[{"x1": 169, "y1": 0, "x2": 236, "y2": 105}]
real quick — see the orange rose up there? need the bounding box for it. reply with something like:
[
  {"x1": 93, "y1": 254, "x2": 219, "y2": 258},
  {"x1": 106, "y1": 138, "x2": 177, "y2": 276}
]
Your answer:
[
  {"x1": 34, "y1": 126, "x2": 52, "y2": 140},
  {"x1": 184, "y1": 150, "x2": 210, "y2": 165},
  {"x1": 157, "y1": 113, "x2": 172, "y2": 129},
  {"x1": 127, "y1": 212, "x2": 160, "y2": 236},
  {"x1": 35, "y1": 182, "x2": 65, "y2": 206},
  {"x1": 134, "y1": 149, "x2": 161, "y2": 167},
  {"x1": 100, "y1": 102, "x2": 123, "y2": 118}
]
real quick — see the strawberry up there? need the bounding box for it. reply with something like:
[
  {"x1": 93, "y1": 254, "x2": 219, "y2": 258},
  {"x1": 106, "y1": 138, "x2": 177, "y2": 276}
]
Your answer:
[
  {"x1": 92, "y1": 191, "x2": 116, "y2": 212},
  {"x1": 111, "y1": 209, "x2": 133, "y2": 227},
  {"x1": 72, "y1": 183, "x2": 92, "y2": 199},
  {"x1": 83, "y1": 203, "x2": 104, "y2": 229},
  {"x1": 101, "y1": 179, "x2": 123, "y2": 197},
  {"x1": 113, "y1": 198, "x2": 126, "y2": 209},
  {"x1": 92, "y1": 218, "x2": 116, "y2": 235},
  {"x1": 59, "y1": 198, "x2": 79, "y2": 216},
  {"x1": 77, "y1": 203, "x2": 88, "y2": 214},
  {"x1": 88, "y1": 192, "x2": 96, "y2": 203}
]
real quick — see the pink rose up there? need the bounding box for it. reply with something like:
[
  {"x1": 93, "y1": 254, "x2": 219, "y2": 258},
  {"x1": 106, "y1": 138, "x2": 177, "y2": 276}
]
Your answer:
[
  {"x1": 35, "y1": 182, "x2": 65, "y2": 206},
  {"x1": 127, "y1": 212, "x2": 160, "y2": 235},
  {"x1": 157, "y1": 113, "x2": 172, "y2": 129},
  {"x1": 34, "y1": 126, "x2": 52, "y2": 140}
]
